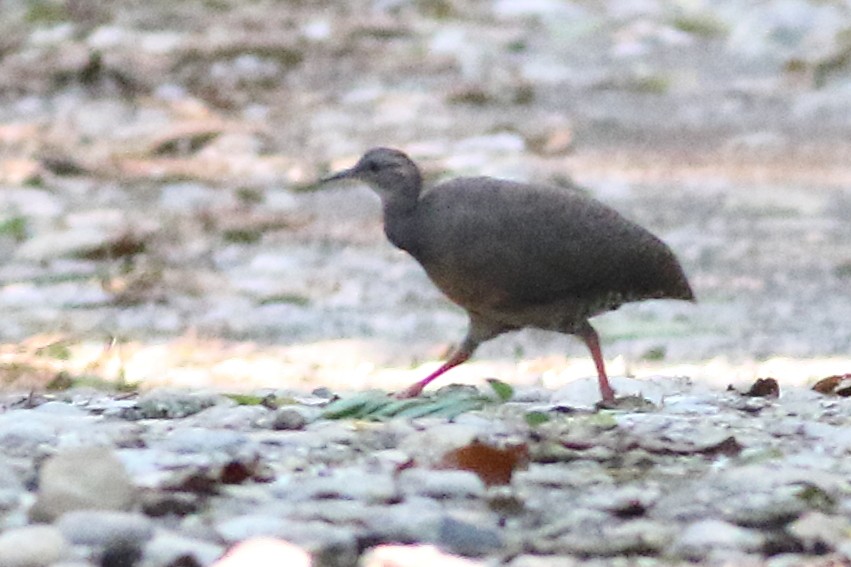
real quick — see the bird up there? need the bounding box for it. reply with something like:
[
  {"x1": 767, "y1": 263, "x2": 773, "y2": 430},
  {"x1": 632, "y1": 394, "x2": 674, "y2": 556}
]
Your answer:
[{"x1": 321, "y1": 147, "x2": 694, "y2": 405}]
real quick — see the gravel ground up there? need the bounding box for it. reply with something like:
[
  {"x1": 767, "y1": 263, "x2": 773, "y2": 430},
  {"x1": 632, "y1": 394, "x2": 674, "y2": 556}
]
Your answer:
[{"x1": 0, "y1": 0, "x2": 850, "y2": 565}]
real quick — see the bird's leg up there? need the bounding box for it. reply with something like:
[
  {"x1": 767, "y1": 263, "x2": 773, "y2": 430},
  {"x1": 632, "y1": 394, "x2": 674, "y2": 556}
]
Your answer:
[
  {"x1": 396, "y1": 319, "x2": 494, "y2": 398},
  {"x1": 576, "y1": 321, "x2": 616, "y2": 404},
  {"x1": 396, "y1": 348, "x2": 471, "y2": 399}
]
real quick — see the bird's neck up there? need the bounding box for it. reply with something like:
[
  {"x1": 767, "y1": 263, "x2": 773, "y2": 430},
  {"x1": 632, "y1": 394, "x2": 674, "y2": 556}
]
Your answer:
[{"x1": 383, "y1": 200, "x2": 420, "y2": 253}]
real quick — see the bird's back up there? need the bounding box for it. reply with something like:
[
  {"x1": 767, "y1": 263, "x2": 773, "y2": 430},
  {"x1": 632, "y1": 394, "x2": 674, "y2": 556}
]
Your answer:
[{"x1": 402, "y1": 177, "x2": 692, "y2": 327}]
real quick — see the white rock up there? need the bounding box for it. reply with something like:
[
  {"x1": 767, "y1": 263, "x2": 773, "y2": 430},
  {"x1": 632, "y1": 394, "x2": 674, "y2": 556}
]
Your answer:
[
  {"x1": 30, "y1": 447, "x2": 137, "y2": 522},
  {"x1": 493, "y1": 0, "x2": 585, "y2": 19},
  {"x1": 0, "y1": 409, "x2": 97, "y2": 453},
  {"x1": 213, "y1": 538, "x2": 309, "y2": 567},
  {"x1": 0, "y1": 460, "x2": 24, "y2": 509},
  {"x1": 0, "y1": 525, "x2": 69, "y2": 567},
  {"x1": 454, "y1": 133, "x2": 526, "y2": 154},
  {"x1": 15, "y1": 228, "x2": 116, "y2": 261},
  {"x1": 0, "y1": 188, "x2": 64, "y2": 218},
  {"x1": 362, "y1": 544, "x2": 482, "y2": 567},
  {"x1": 302, "y1": 19, "x2": 331, "y2": 42},
  {"x1": 398, "y1": 469, "x2": 486, "y2": 499},
  {"x1": 57, "y1": 510, "x2": 154, "y2": 546},
  {"x1": 277, "y1": 468, "x2": 398, "y2": 503},
  {"x1": 674, "y1": 519, "x2": 764, "y2": 559},
  {"x1": 87, "y1": 26, "x2": 132, "y2": 49},
  {"x1": 215, "y1": 515, "x2": 356, "y2": 560},
  {"x1": 364, "y1": 498, "x2": 444, "y2": 542},
  {"x1": 140, "y1": 31, "x2": 186, "y2": 54},
  {"x1": 28, "y1": 23, "x2": 76, "y2": 46},
  {"x1": 161, "y1": 427, "x2": 250, "y2": 454},
  {"x1": 787, "y1": 511, "x2": 851, "y2": 551},
  {"x1": 144, "y1": 532, "x2": 225, "y2": 567},
  {"x1": 159, "y1": 182, "x2": 233, "y2": 212}
]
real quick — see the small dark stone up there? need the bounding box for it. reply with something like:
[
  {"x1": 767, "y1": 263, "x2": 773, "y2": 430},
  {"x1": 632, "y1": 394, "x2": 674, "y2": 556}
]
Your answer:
[
  {"x1": 272, "y1": 408, "x2": 308, "y2": 430},
  {"x1": 140, "y1": 491, "x2": 201, "y2": 517},
  {"x1": 438, "y1": 516, "x2": 503, "y2": 556},
  {"x1": 101, "y1": 541, "x2": 142, "y2": 567},
  {"x1": 612, "y1": 499, "x2": 647, "y2": 519},
  {"x1": 744, "y1": 378, "x2": 780, "y2": 398}
]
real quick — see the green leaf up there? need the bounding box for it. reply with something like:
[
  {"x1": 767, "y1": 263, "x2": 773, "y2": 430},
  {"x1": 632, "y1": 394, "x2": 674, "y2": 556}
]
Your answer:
[
  {"x1": 487, "y1": 379, "x2": 514, "y2": 402},
  {"x1": 224, "y1": 394, "x2": 267, "y2": 406},
  {"x1": 428, "y1": 396, "x2": 486, "y2": 418},
  {"x1": 524, "y1": 411, "x2": 551, "y2": 426},
  {"x1": 587, "y1": 411, "x2": 618, "y2": 430},
  {"x1": 321, "y1": 392, "x2": 376, "y2": 419},
  {"x1": 354, "y1": 396, "x2": 394, "y2": 418},
  {"x1": 322, "y1": 389, "x2": 490, "y2": 421},
  {"x1": 35, "y1": 342, "x2": 72, "y2": 360},
  {"x1": 370, "y1": 398, "x2": 426, "y2": 418},
  {"x1": 794, "y1": 483, "x2": 836, "y2": 512},
  {"x1": 393, "y1": 400, "x2": 448, "y2": 419}
]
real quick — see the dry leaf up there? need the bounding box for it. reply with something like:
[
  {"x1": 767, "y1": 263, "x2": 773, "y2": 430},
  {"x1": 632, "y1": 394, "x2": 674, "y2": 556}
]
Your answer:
[
  {"x1": 812, "y1": 374, "x2": 851, "y2": 396},
  {"x1": 744, "y1": 377, "x2": 780, "y2": 398},
  {"x1": 437, "y1": 439, "x2": 528, "y2": 487}
]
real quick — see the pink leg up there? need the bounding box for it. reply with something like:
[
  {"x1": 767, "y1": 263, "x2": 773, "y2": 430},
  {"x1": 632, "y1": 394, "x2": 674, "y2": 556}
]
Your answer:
[
  {"x1": 577, "y1": 321, "x2": 616, "y2": 404},
  {"x1": 396, "y1": 350, "x2": 470, "y2": 398}
]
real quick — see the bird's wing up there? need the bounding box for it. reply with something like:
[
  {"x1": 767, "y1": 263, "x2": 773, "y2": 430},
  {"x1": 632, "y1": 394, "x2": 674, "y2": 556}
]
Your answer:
[{"x1": 414, "y1": 178, "x2": 690, "y2": 310}]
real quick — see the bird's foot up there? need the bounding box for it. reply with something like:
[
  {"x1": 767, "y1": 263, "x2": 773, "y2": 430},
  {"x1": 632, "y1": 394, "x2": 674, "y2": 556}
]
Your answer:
[
  {"x1": 595, "y1": 394, "x2": 656, "y2": 412},
  {"x1": 394, "y1": 383, "x2": 426, "y2": 399}
]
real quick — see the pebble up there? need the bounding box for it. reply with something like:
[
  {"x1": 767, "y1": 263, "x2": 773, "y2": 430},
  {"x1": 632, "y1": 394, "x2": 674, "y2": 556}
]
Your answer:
[
  {"x1": 0, "y1": 460, "x2": 24, "y2": 508},
  {"x1": 362, "y1": 544, "x2": 484, "y2": 567},
  {"x1": 276, "y1": 468, "x2": 398, "y2": 503},
  {"x1": 126, "y1": 390, "x2": 222, "y2": 420},
  {"x1": 0, "y1": 383, "x2": 848, "y2": 565},
  {"x1": 15, "y1": 226, "x2": 123, "y2": 262},
  {"x1": 159, "y1": 182, "x2": 235, "y2": 212},
  {"x1": 270, "y1": 407, "x2": 310, "y2": 430},
  {"x1": 786, "y1": 511, "x2": 851, "y2": 552},
  {"x1": 0, "y1": 525, "x2": 69, "y2": 567},
  {"x1": 673, "y1": 519, "x2": 765, "y2": 560},
  {"x1": 160, "y1": 427, "x2": 252, "y2": 454},
  {"x1": 56, "y1": 510, "x2": 154, "y2": 547},
  {"x1": 143, "y1": 532, "x2": 225, "y2": 567},
  {"x1": 438, "y1": 516, "x2": 503, "y2": 556},
  {"x1": 30, "y1": 447, "x2": 137, "y2": 522},
  {"x1": 398, "y1": 469, "x2": 487, "y2": 499},
  {"x1": 215, "y1": 516, "x2": 358, "y2": 564},
  {"x1": 213, "y1": 538, "x2": 309, "y2": 567}
]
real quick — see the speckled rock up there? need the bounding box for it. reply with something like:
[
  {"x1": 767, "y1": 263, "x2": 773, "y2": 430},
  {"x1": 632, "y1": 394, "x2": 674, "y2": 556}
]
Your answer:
[
  {"x1": 30, "y1": 447, "x2": 137, "y2": 522},
  {"x1": 56, "y1": 510, "x2": 154, "y2": 547},
  {"x1": 398, "y1": 469, "x2": 487, "y2": 500},
  {"x1": 673, "y1": 519, "x2": 765, "y2": 560},
  {"x1": 0, "y1": 525, "x2": 70, "y2": 567}
]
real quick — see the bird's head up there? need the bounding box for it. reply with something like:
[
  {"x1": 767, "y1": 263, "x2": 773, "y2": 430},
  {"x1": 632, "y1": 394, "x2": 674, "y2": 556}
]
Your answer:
[{"x1": 321, "y1": 147, "x2": 422, "y2": 209}]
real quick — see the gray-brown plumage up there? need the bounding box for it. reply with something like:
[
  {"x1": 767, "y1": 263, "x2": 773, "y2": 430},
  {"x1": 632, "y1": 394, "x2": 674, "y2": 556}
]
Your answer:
[{"x1": 322, "y1": 147, "x2": 694, "y2": 403}]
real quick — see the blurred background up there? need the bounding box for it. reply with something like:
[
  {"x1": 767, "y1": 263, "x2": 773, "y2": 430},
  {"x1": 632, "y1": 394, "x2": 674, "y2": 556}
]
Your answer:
[{"x1": 0, "y1": 0, "x2": 850, "y2": 392}]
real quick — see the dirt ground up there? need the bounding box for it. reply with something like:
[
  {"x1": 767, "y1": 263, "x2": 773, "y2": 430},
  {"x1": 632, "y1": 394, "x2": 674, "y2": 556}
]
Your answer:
[{"x1": 0, "y1": 0, "x2": 850, "y2": 393}]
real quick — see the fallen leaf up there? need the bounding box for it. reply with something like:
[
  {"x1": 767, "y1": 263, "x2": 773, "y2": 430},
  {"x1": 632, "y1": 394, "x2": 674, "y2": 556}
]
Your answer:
[
  {"x1": 438, "y1": 439, "x2": 529, "y2": 487},
  {"x1": 486, "y1": 378, "x2": 514, "y2": 402},
  {"x1": 524, "y1": 411, "x2": 551, "y2": 426},
  {"x1": 812, "y1": 374, "x2": 851, "y2": 396},
  {"x1": 744, "y1": 377, "x2": 780, "y2": 398}
]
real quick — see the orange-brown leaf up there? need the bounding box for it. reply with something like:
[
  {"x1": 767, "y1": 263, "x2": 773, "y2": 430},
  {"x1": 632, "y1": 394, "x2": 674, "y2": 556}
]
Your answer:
[
  {"x1": 438, "y1": 440, "x2": 528, "y2": 487},
  {"x1": 744, "y1": 377, "x2": 780, "y2": 398},
  {"x1": 812, "y1": 374, "x2": 851, "y2": 396}
]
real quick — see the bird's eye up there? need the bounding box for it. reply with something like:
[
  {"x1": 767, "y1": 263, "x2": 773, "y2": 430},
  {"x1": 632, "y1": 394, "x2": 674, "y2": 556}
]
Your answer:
[{"x1": 365, "y1": 161, "x2": 379, "y2": 172}]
